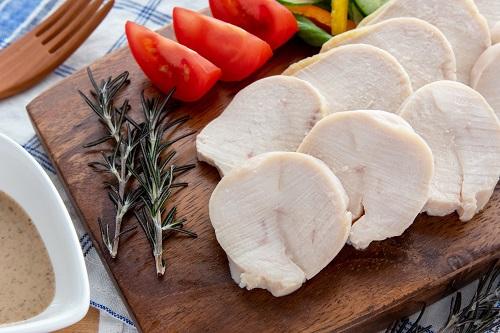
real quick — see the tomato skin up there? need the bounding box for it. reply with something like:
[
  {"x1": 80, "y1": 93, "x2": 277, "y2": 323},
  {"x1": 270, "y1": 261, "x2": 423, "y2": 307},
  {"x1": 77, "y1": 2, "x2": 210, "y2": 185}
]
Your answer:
[
  {"x1": 209, "y1": 0, "x2": 298, "y2": 50},
  {"x1": 173, "y1": 7, "x2": 272, "y2": 82},
  {"x1": 125, "y1": 21, "x2": 221, "y2": 102}
]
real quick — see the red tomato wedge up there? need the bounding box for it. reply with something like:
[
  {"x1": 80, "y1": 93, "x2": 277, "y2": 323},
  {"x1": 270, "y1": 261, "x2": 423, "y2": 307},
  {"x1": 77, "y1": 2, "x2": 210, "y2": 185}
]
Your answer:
[
  {"x1": 209, "y1": 0, "x2": 298, "y2": 50},
  {"x1": 173, "y1": 7, "x2": 273, "y2": 82},
  {"x1": 125, "y1": 21, "x2": 221, "y2": 102}
]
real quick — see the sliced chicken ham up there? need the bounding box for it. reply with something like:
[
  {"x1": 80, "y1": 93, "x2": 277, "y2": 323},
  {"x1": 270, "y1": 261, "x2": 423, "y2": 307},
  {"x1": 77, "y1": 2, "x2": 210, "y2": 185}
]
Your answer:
[
  {"x1": 196, "y1": 76, "x2": 325, "y2": 176},
  {"x1": 358, "y1": 0, "x2": 490, "y2": 84},
  {"x1": 492, "y1": 23, "x2": 500, "y2": 44},
  {"x1": 209, "y1": 152, "x2": 352, "y2": 297},
  {"x1": 399, "y1": 81, "x2": 500, "y2": 221},
  {"x1": 471, "y1": 44, "x2": 500, "y2": 118},
  {"x1": 475, "y1": 0, "x2": 500, "y2": 29},
  {"x1": 320, "y1": 18, "x2": 456, "y2": 90},
  {"x1": 298, "y1": 110, "x2": 434, "y2": 250},
  {"x1": 284, "y1": 44, "x2": 412, "y2": 114}
]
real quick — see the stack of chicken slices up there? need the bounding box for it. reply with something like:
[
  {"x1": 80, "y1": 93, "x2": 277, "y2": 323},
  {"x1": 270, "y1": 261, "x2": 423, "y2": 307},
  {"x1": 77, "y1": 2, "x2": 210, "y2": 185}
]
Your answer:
[{"x1": 196, "y1": 0, "x2": 500, "y2": 297}]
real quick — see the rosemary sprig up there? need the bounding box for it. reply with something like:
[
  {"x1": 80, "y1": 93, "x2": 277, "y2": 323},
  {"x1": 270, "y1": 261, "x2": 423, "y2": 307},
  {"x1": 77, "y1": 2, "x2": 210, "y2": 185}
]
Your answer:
[
  {"x1": 440, "y1": 264, "x2": 500, "y2": 333},
  {"x1": 80, "y1": 68, "x2": 141, "y2": 258},
  {"x1": 385, "y1": 306, "x2": 431, "y2": 333},
  {"x1": 133, "y1": 90, "x2": 197, "y2": 276},
  {"x1": 387, "y1": 263, "x2": 500, "y2": 333}
]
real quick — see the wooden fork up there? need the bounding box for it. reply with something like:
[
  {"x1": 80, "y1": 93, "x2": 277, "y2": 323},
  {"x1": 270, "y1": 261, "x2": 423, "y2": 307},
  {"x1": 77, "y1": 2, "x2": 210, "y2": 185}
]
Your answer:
[{"x1": 0, "y1": 0, "x2": 114, "y2": 100}]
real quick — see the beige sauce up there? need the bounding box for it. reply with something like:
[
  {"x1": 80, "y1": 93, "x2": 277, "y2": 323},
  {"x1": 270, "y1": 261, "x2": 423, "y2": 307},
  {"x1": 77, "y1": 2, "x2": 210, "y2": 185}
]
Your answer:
[{"x1": 0, "y1": 191, "x2": 55, "y2": 325}]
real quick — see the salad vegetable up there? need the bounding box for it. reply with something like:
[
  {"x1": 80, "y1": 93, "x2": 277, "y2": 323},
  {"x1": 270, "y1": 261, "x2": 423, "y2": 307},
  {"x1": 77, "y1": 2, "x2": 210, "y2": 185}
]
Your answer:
[
  {"x1": 280, "y1": 0, "x2": 390, "y2": 46},
  {"x1": 354, "y1": 0, "x2": 389, "y2": 16},
  {"x1": 173, "y1": 7, "x2": 273, "y2": 82},
  {"x1": 285, "y1": 5, "x2": 332, "y2": 28},
  {"x1": 349, "y1": 1, "x2": 365, "y2": 25},
  {"x1": 125, "y1": 22, "x2": 221, "y2": 102},
  {"x1": 295, "y1": 15, "x2": 333, "y2": 47},
  {"x1": 331, "y1": 0, "x2": 349, "y2": 35},
  {"x1": 277, "y1": 0, "x2": 324, "y2": 4},
  {"x1": 209, "y1": 0, "x2": 298, "y2": 49}
]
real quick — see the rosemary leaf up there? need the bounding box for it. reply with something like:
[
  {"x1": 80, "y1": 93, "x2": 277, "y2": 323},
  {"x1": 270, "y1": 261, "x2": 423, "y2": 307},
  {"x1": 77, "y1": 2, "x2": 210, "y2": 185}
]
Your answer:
[
  {"x1": 81, "y1": 68, "x2": 140, "y2": 258},
  {"x1": 387, "y1": 263, "x2": 500, "y2": 333},
  {"x1": 440, "y1": 264, "x2": 500, "y2": 333},
  {"x1": 385, "y1": 305, "x2": 431, "y2": 333},
  {"x1": 135, "y1": 90, "x2": 197, "y2": 277}
]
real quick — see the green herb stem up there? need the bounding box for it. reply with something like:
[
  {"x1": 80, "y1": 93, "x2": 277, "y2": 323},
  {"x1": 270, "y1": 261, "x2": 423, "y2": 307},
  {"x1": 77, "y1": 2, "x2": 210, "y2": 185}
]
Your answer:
[
  {"x1": 134, "y1": 90, "x2": 197, "y2": 277},
  {"x1": 387, "y1": 263, "x2": 500, "y2": 333},
  {"x1": 81, "y1": 68, "x2": 141, "y2": 259}
]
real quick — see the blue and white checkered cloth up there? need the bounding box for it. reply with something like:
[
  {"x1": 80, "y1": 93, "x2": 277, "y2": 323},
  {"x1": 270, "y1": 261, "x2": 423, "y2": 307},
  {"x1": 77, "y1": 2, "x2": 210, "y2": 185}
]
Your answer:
[{"x1": 0, "y1": 1, "x2": 496, "y2": 332}]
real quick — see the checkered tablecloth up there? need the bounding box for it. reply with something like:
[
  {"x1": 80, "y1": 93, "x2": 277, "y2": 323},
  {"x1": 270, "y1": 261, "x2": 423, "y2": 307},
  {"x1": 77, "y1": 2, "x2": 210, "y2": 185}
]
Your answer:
[{"x1": 0, "y1": 1, "x2": 495, "y2": 332}]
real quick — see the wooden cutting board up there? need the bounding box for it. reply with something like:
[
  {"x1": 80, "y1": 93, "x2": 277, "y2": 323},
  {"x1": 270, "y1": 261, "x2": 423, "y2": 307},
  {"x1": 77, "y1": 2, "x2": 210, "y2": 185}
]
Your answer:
[{"x1": 27, "y1": 16, "x2": 500, "y2": 333}]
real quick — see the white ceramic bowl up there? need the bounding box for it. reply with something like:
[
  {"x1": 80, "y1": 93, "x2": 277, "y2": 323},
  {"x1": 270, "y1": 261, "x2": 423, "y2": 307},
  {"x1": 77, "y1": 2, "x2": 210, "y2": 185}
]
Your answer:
[{"x1": 0, "y1": 133, "x2": 89, "y2": 333}]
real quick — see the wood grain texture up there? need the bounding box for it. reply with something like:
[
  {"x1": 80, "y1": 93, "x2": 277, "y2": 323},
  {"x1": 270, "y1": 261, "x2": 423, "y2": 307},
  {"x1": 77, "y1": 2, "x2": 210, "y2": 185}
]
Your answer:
[
  {"x1": 27, "y1": 18, "x2": 500, "y2": 333},
  {"x1": 57, "y1": 307, "x2": 99, "y2": 333}
]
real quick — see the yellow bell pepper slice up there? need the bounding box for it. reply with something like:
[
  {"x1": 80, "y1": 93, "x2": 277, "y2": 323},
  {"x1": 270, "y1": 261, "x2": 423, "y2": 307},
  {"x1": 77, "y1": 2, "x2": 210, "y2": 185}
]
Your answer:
[
  {"x1": 331, "y1": 0, "x2": 349, "y2": 35},
  {"x1": 286, "y1": 5, "x2": 331, "y2": 28}
]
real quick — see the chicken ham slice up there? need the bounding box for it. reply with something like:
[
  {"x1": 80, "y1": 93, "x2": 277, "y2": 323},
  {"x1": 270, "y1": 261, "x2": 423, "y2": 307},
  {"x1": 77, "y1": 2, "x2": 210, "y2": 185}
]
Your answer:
[
  {"x1": 283, "y1": 44, "x2": 412, "y2": 114},
  {"x1": 320, "y1": 18, "x2": 456, "y2": 90},
  {"x1": 399, "y1": 81, "x2": 500, "y2": 221},
  {"x1": 358, "y1": 0, "x2": 490, "y2": 84},
  {"x1": 471, "y1": 44, "x2": 500, "y2": 118},
  {"x1": 475, "y1": 0, "x2": 500, "y2": 30},
  {"x1": 209, "y1": 152, "x2": 352, "y2": 297},
  {"x1": 196, "y1": 76, "x2": 325, "y2": 176},
  {"x1": 492, "y1": 23, "x2": 500, "y2": 44},
  {"x1": 298, "y1": 110, "x2": 434, "y2": 250}
]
